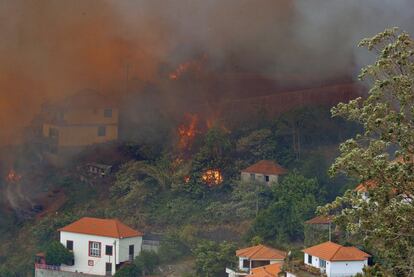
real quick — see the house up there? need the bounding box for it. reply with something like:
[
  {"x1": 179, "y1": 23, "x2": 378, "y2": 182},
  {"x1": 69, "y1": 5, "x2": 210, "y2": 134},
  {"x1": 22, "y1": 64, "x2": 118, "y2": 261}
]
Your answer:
[
  {"x1": 226, "y1": 244, "x2": 286, "y2": 277},
  {"x1": 301, "y1": 241, "x2": 370, "y2": 277},
  {"x1": 41, "y1": 91, "x2": 118, "y2": 156},
  {"x1": 241, "y1": 160, "x2": 287, "y2": 184},
  {"x1": 247, "y1": 263, "x2": 283, "y2": 277},
  {"x1": 57, "y1": 217, "x2": 143, "y2": 276}
]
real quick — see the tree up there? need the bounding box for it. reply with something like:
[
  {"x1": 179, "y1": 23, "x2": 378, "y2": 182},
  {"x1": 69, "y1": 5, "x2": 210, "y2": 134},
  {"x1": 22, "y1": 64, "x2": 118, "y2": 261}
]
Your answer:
[
  {"x1": 249, "y1": 172, "x2": 321, "y2": 242},
  {"x1": 236, "y1": 128, "x2": 278, "y2": 165},
  {"x1": 45, "y1": 241, "x2": 74, "y2": 266},
  {"x1": 320, "y1": 28, "x2": 414, "y2": 276},
  {"x1": 194, "y1": 240, "x2": 237, "y2": 277},
  {"x1": 134, "y1": 250, "x2": 160, "y2": 276}
]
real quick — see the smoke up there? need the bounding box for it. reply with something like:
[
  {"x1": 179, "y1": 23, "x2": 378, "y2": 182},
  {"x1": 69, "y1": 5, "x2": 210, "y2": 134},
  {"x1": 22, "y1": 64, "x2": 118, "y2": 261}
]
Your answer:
[{"x1": 0, "y1": 0, "x2": 413, "y2": 145}]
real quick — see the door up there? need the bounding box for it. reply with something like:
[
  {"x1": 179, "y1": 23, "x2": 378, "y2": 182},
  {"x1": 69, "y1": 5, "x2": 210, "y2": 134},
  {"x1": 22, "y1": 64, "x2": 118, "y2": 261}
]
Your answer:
[
  {"x1": 129, "y1": 245, "x2": 134, "y2": 261},
  {"x1": 105, "y1": 262, "x2": 112, "y2": 276}
]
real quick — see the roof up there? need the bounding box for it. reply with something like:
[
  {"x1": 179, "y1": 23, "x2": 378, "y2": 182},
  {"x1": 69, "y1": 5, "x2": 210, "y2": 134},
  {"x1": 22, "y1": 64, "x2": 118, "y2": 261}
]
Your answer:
[
  {"x1": 59, "y1": 217, "x2": 143, "y2": 238},
  {"x1": 247, "y1": 263, "x2": 283, "y2": 277},
  {"x1": 236, "y1": 244, "x2": 286, "y2": 260},
  {"x1": 303, "y1": 241, "x2": 370, "y2": 261},
  {"x1": 305, "y1": 215, "x2": 333, "y2": 225},
  {"x1": 241, "y1": 160, "x2": 288, "y2": 175},
  {"x1": 355, "y1": 180, "x2": 378, "y2": 193}
]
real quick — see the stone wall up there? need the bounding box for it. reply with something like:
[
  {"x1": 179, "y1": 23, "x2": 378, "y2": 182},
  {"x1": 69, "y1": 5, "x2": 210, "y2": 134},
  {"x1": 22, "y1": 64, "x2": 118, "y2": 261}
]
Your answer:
[{"x1": 35, "y1": 268, "x2": 99, "y2": 277}]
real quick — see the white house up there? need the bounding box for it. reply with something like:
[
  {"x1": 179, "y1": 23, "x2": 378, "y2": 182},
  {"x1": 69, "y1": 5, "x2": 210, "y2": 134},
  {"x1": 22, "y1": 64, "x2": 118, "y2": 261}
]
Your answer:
[
  {"x1": 302, "y1": 241, "x2": 370, "y2": 277},
  {"x1": 226, "y1": 244, "x2": 286, "y2": 277},
  {"x1": 58, "y1": 217, "x2": 143, "y2": 276},
  {"x1": 241, "y1": 160, "x2": 287, "y2": 184}
]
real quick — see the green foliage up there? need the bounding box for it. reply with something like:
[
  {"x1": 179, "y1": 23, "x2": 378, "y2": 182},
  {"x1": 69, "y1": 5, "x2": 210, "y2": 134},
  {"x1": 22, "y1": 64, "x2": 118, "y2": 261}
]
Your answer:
[
  {"x1": 236, "y1": 128, "x2": 278, "y2": 165},
  {"x1": 134, "y1": 250, "x2": 160, "y2": 275},
  {"x1": 158, "y1": 233, "x2": 190, "y2": 264},
  {"x1": 114, "y1": 263, "x2": 141, "y2": 277},
  {"x1": 249, "y1": 171, "x2": 321, "y2": 242},
  {"x1": 320, "y1": 28, "x2": 414, "y2": 276},
  {"x1": 45, "y1": 241, "x2": 74, "y2": 266},
  {"x1": 194, "y1": 240, "x2": 237, "y2": 277},
  {"x1": 33, "y1": 213, "x2": 79, "y2": 246}
]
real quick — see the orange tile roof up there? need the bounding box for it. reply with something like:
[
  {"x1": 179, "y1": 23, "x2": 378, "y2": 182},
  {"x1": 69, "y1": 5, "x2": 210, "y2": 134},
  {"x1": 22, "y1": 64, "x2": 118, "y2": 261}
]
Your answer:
[
  {"x1": 236, "y1": 244, "x2": 286, "y2": 260},
  {"x1": 355, "y1": 180, "x2": 378, "y2": 192},
  {"x1": 58, "y1": 217, "x2": 143, "y2": 238},
  {"x1": 305, "y1": 215, "x2": 333, "y2": 225},
  {"x1": 303, "y1": 241, "x2": 370, "y2": 261},
  {"x1": 247, "y1": 263, "x2": 283, "y2": 277},
  {"x1": 241, "y1": 160, "x2": 288, "y2": 175}
]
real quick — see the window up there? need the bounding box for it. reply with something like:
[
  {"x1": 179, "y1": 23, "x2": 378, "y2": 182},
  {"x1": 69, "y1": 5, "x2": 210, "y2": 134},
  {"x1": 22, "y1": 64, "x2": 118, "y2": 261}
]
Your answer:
[
  {"x1": 49, "y1": 128, "x2": 59, "y2": 138},
  {"x1": 319, "y1": 259, "x2": 326, "y2": 268},
  {"x1": 129, "y1": 245, "x2": 135, "y2": 261},
  {"x1": 308, "y1": 254, "x2": 312, "y2": 264},
  {"x1": 250, "y1": 174, "x2": 255, "y2": 181},
  {"x1": 66, "y1": 240, "x2": 73, "y2": 251},
  {"x1": 105, "y1": 245, "x2": 113, "y2": 256},
  {"x1": 265, "y1": 175, "x2": 270, "y2": 182},
  {"x1": 98, "y1": 126, "x2": 106, "y2": 136},
  {"x1": 242, "y1": 259, "x2": 250, "y2": 268},
  {"x1": 104, "y1": 108, "x2": 112, "y2": 118},
  {"x1": 89, "y1": 241, "x2": 101, "y2": 257}
]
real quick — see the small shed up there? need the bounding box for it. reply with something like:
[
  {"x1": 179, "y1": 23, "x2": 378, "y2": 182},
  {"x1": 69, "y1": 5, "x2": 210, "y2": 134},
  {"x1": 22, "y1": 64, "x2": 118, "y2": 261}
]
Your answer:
[{"x1": 86, "y1": 163, "x2": 112, "y2": 177}]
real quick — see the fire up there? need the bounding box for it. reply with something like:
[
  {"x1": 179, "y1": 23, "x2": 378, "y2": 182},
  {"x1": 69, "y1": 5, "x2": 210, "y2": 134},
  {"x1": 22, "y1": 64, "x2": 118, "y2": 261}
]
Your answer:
[
  {"x1": 6, "y1": 169, "x2": 21, "y2": 183},
  {"x1": 169, "y1": 55, "x2": 207, "y2": 80},
  {"x1": 201, "y1": 169, "x2": 223, "y2": 186},
  {"x1": 183, "y1": 175, "x2": 190, "y2": 184},
  {"x1": 178, "y1": 113, "x2": 198, "y2": 150}
]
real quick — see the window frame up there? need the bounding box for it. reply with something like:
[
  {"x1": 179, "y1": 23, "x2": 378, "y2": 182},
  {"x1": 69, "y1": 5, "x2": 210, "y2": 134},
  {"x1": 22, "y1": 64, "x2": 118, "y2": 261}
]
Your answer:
[
  {"x1": 97, "y1": 126, "x2": 106, "y2": 137},
  {"x1": 308, "y1": 254, "x2": 312, "y2": 264},
  {"x1": 88, "y1": 241, "x2": 101, "y2": 258},
  {"x1": 319, "y1": 258, "x2": 326, "y2": 268},
  {"x1": 105, "y1": 245, "x2": 113, "y2": 256},
  {"x1": 104, "y1": 108, "x2": 113, "y2": 118},
  {"x1": 66, "y1": 240, "x2": 74, "y2": 251}
]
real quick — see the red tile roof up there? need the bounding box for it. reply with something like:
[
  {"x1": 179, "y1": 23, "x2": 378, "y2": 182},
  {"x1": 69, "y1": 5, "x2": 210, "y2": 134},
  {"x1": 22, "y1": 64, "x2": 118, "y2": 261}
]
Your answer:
[
  {"x1": 236, "y1": 244, "x2": 286, "y2": 260},
  {"x1": 355, "y1": 180, "x2": 378, "y2": 193},
  {"x1": 241, "y1": 160, "x2": 288, "y2": 175},
  {"x1": 58, "y1": 217, "x2": 143, "y2": 238},
  {"x1": 247, "y1": 263, "x2": 283, "y2": 277},
  {"x1": 303, "y1": 241, "x2": 370, "y2": 261},
  {"x1": 305, "y1": 215, "x2": 333, "y2": 225}
]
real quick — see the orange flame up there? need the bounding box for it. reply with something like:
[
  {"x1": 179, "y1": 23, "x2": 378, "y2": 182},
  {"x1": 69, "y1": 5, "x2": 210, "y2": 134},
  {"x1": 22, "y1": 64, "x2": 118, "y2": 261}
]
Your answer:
[
  {"x1": 178, "y1": 113, "x2": 198, "y2": 150},
  {"x1": 201, "y1": 169, "x2": 223, "y2": 187},
  {"x1": 6, "y1": 169, "x2": 21, "y2": 183}
]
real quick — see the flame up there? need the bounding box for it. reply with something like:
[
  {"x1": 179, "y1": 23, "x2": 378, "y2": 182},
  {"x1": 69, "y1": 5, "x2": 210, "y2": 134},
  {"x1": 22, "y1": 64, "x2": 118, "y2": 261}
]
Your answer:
[
  {"x1": 169, "y1": 55, "x2": 207, "y2": 80},
  {"x1": 201, "y1": 169, "x2": 223, "y2": 187},
  {"x1": 178, "y1": 113, "x2": 198, "y2": 150},
  {"x1": 6, "y1": 169, "x2": 21, "y2": 183},
  {"x1": 183, "y1": 175, "x2": 190, "y2": 184}
]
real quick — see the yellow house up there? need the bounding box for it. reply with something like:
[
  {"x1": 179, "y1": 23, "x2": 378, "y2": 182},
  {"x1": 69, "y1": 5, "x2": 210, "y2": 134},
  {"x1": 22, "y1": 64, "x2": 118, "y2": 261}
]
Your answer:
[{"x1": 42, "y1": 91, "x2": 118, "y2": 153}]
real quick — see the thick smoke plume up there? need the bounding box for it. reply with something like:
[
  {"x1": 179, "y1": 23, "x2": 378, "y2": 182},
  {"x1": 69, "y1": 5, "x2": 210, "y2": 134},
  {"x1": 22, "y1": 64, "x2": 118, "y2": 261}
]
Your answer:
[{"x1": 0, "y1": 0, "x2": 413, "y2": 145}]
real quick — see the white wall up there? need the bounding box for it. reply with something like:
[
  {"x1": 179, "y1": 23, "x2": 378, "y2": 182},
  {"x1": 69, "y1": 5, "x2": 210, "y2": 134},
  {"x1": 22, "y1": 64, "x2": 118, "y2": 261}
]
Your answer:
[
  {"x1": 240, "y1": 172, "x2": 279, "y2": 184},
  {"x1": 327, "y1": 260, "x2": 367, "y2": 277},
  {"x1": 60, "y1": 232, "x2": 142, "y2": 276}
]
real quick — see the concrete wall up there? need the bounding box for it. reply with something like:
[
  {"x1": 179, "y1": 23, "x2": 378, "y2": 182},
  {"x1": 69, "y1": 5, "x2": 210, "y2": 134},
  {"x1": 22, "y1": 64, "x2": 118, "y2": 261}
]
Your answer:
[
  {"x1": 43, "y1": 124, "x2": 118, "y2": 147},
  {"x1": 35, "y1": 268, "x2": 97, "y2": 277},
  {"x1": 241, "y1": 172, "x2": 279, "y2": 184}
]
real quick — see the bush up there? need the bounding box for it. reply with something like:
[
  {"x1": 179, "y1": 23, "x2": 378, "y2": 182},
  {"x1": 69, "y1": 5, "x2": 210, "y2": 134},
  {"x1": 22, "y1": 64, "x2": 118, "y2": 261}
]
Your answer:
[
  {"x1": 134, "y1": 250, "x2": 160, "y2": 275},
  {"x1": 114, "y1": 264, "x2": 141, "y2": 277},
  {"x1": 158, "y1": 233, "x2": 190, "y2": 263},
  {"x1": 45, "y1": 241, "x2": 74, "y2": 266}
]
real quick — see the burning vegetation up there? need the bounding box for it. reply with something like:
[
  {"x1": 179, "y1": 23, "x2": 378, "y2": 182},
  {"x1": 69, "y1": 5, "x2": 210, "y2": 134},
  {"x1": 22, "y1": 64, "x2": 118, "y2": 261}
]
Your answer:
[
  {"x1": 169, "y1": 55, "x2": 207, "y2": 80},
  {"x1": 201, "y1": 169, "x2": 223, "y2": 186},
  {"x1": 177, "y1": 113, "x2": 199, "y2": 151},
  {"x1": 6, "y1": 168, "x2": 22, "y2": 183}
]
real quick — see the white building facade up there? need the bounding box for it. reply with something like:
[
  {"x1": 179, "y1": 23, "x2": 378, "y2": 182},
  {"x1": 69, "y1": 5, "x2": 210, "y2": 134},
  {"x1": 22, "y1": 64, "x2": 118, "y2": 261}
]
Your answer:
[{"x1": 58, "y1": 217, "x2": 143, "y2": 276}]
